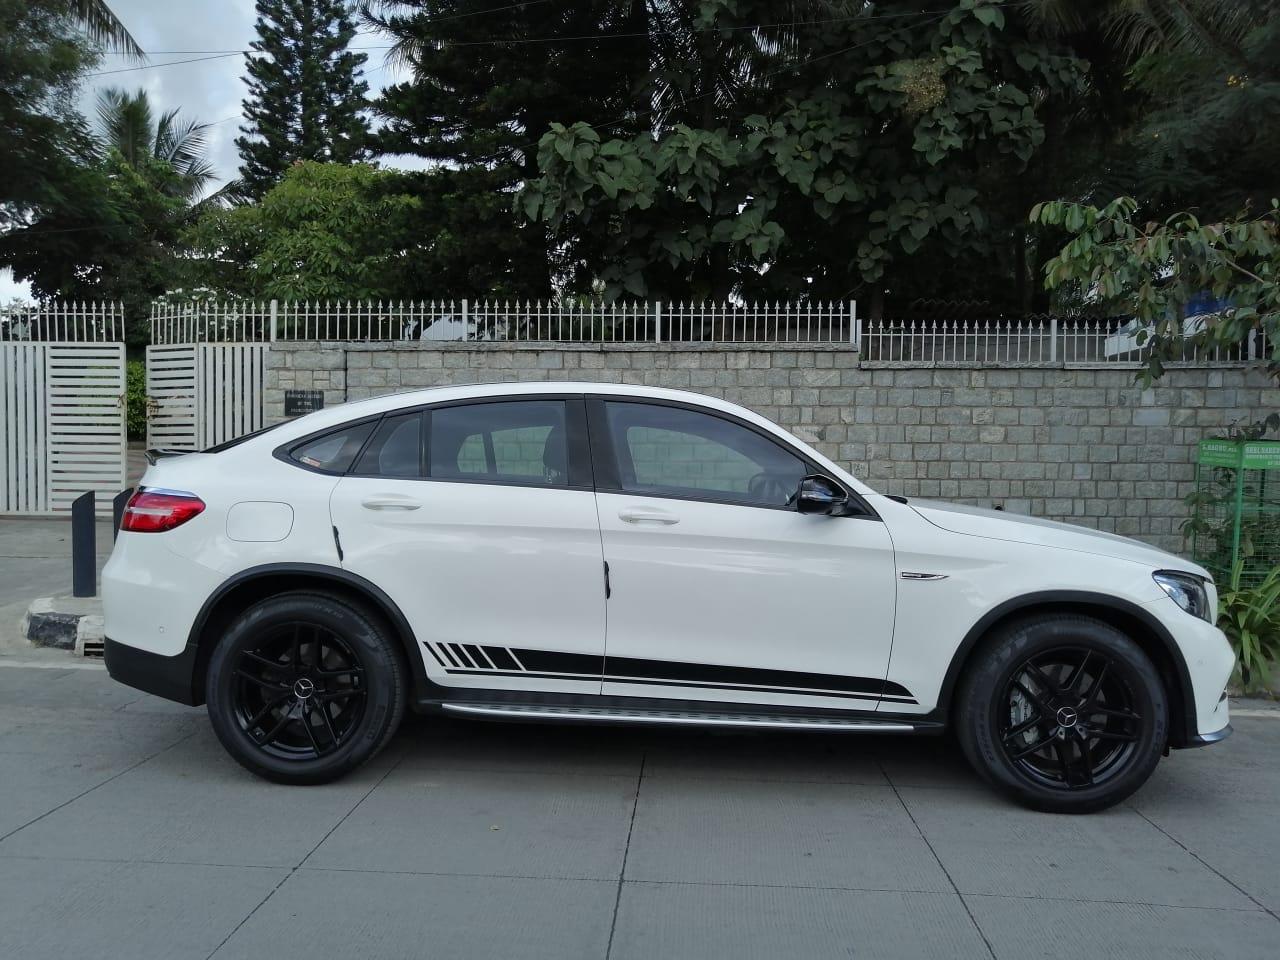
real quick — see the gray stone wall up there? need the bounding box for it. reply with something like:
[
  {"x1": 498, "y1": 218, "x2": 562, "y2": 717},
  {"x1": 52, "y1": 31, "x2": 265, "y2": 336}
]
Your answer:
[{"x1": 265, "y1": 342, "x2": 1279, "y2": 553}]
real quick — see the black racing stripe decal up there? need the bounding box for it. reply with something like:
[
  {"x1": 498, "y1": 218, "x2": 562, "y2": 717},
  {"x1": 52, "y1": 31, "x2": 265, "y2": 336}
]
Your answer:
[
  {"x1": 450, "y1": 643, "x2": 478, "y2": 668},
  {"x1": 601, "y1": 675, "x2": 914, "y2": 704},
  {"x1": 421, "y1": 642, "x2": 449, "y2": 669},
  {"x1": 464, "y1": 644, "x2": 493, "y2": 668},
  {"x1": 483, "y1": 646, "x2": 520, "y2": 671},
  {"x1": 453, "y1": 648, "x2": 918, "y2": 703},
  {"x1": 436, "y1": 643, "x2": 462, "y2": 668},
  {"x1": 508, "y1": 648, "x2": 606, "y2": 675},
  {"x1": 441, "y1": 669, "x2": 598, "y2": 683},
  {"x1": 599, "y1": 654, "x2": 902, "y2": 699}
]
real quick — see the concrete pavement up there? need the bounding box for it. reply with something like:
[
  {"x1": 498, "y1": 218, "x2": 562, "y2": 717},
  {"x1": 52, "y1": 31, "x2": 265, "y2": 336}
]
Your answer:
[{"x1": 0, "y1": 662, "x2": 1277, "y2": 960}]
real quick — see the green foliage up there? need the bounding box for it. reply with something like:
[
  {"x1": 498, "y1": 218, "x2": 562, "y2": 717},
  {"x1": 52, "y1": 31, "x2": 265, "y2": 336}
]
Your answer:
[
  {"x1": 1032, "y1": 197, "x2": 1280, "y2": 382},
  {"x1": 125, "y1": 359, "x2": 149, "y2": 440},
  {"x1": 1218, "y1": 560, "x2": 1280, "y2": 688},
  {"x1": 520, "y1": 0, "x2": 1087, "y2": 300},
  {"x1": 96, "y1": 87, "x2": 215, "y2": 200},
  {"x1": 236, "y1": 0, "x2": 370, "y2": 199},
  {"x1": 186, "y1": 162, "x2": 421, "y2": 300},
  {"x1": 0, "y1": 0, "x2": 101, "y2": 232}
]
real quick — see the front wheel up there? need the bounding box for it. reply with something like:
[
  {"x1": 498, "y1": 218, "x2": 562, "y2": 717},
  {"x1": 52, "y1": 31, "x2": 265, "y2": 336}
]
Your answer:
[
  {"x1": 206, "y1": 591, "x2": 406, "y2": 784},
  {"x1": 955, "y1": 614, "x2": 1168, "y2": 813}
]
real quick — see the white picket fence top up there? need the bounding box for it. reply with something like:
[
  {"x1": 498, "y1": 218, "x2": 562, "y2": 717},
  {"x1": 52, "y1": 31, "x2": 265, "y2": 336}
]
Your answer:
[
  {"x1": 1, "y1": 302, "x2": 124, "y2": 342},
  {"x1": 150, "y1": 299, "x2": 860, "y2": 345}
]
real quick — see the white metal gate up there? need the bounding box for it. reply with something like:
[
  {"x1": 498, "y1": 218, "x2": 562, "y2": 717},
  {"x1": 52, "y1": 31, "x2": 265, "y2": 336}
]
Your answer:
[
  {"x1": 146, "y1": 342, "x2": 266, "y2": 450},
  {"x1": 1, "y1": 305, "x2": 127, "y2": 517}
]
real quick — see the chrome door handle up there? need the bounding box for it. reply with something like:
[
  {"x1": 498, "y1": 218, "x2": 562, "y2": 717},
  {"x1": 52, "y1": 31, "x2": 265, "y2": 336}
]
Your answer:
[
  {"x1": 361, "y1": 496, "x2": 421, "y2": 511},
  {"x1": 618, "y1": 508, "x2": 679, "y2": 525}
]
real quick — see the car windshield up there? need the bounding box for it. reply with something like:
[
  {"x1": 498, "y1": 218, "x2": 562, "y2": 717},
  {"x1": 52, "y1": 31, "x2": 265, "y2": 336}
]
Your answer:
[{"x1": 202, "y1": 421, "x2": 285, "y2": 453}]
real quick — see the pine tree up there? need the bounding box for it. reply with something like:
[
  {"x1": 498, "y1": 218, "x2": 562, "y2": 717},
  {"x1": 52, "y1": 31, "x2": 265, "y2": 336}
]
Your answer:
[
  {"x1": 366, "y1": 1, "x2": 647, "y2": 296},
  {"x1": 236, "y1": 0, "x2": 370, "y2": 199}
]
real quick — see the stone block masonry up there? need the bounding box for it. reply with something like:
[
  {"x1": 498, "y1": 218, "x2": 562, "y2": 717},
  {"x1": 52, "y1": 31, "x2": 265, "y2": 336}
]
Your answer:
[{"x1": 265, "y1": 342, "x2": 1280, "y2": 554}]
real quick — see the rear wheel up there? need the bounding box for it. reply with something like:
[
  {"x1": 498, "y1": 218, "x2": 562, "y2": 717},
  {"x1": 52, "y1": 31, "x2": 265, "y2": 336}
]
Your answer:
[
  {"x1": 956, "y1": 614, "x2": 1167, "y2": 813},
  {"x1": 206, "y1": 591, "x2": 406, "y2": 784}
]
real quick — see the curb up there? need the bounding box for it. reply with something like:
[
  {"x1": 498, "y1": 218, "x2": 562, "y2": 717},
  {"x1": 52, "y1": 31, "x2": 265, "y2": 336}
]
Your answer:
[{"x1": 21, "y1": 597, "x2": 104, "y2": 654}]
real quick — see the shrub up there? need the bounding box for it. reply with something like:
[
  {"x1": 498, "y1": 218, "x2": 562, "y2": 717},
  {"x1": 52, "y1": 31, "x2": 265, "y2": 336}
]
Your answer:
[
  {"x1": 125, "y1": 359, "x2": 149, "y2": 441},
  {"x1": 1218, "y1": 560, "x2": 1280, "y2": 689}
]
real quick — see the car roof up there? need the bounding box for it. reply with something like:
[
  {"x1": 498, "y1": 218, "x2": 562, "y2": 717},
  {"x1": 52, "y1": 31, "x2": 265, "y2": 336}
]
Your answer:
[{"x1": 287, "y1": 381, "x2": 755, "y2": 430}]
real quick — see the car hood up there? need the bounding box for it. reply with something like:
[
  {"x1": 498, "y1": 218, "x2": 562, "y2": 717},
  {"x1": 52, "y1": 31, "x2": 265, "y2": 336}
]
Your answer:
[{"x1": 900, "y1": 498, "x2": 1209, "y2": 577}]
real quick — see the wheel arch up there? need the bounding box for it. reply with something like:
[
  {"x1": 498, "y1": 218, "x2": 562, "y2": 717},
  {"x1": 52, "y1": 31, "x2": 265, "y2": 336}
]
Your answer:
[
  {"x1": 935, "y1": 591, "x2": 1197, "y2": 747},
  {"x1": 187, "y1": 563, "x2": 430, "y2": 706}
]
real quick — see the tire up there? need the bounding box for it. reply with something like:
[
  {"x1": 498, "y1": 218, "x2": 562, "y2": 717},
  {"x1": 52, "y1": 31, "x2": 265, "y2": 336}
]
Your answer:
[
  {"x1": 955, "y1": 614, "x2": 1168, "y2": 814},
  {"x1": 206, "y1": 590, "x2": 406, "y2": 785}
]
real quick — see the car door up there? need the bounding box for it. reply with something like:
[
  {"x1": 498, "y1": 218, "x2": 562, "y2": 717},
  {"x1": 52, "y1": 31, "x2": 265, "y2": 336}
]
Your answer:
[
  {"x1": 589, "y1": 396, "x2": 903, "y2": 711},
  {"x1": 329, "y1": 396, "x2": 607, "y2": 695}
]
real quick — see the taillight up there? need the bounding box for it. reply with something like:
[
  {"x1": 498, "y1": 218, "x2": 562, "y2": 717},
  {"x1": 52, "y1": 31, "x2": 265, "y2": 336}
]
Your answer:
[{"x1": 120, "y1": 488, "x2": 206, "y2": 533}]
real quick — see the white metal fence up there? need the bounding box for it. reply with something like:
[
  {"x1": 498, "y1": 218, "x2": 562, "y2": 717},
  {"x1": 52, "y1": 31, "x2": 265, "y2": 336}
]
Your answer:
[
  {"x1": 860, "y1": 315, "x2": 1269, "y2": 365},
  {"x1": 1, "y1": 301, "x2": 125, "y2": 342},
  {"x1": 150, "y1": 299, "x2": 860, "y2": 345},
  {"x1": 0, "y1": 304, "x2": 126, "y2": 516}
]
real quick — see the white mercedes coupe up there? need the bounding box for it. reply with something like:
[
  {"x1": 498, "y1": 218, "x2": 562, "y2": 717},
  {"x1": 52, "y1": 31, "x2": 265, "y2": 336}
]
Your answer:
[{"x1": 103, "y1": 382, "x2": 1234, "y2": 812}]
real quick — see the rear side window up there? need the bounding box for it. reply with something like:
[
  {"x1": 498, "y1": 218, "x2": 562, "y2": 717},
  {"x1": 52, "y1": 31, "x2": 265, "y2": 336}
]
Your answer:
[
  {"x1": 428, "y1": 401, "x2": 568, "y2": 486},
  {"x1": 288, "y1": 421, "x2": 376, "y2": 474},
  {"x1": 353, "y1": 412, "x2": 422, "y2": 478}
]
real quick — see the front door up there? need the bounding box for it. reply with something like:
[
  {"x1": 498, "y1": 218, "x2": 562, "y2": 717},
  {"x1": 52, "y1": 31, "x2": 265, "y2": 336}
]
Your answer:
[
  {"x1": 589, "y1": 397, "x2": 901, "y2": 711},
  {"x1": 330, "y1": 397, "x2": 606, "y2": 695}
]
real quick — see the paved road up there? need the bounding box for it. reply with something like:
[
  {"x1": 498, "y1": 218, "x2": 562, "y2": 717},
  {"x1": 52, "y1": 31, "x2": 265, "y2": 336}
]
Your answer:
[{"x1": 0, "y1": 663, "x2": 1276, "y2": 960}]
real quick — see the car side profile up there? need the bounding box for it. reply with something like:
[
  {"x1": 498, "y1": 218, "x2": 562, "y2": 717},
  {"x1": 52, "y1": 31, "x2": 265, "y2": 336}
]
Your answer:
[{"x1": 102, "y1": 382, "x2": 1234, "y2": 813}]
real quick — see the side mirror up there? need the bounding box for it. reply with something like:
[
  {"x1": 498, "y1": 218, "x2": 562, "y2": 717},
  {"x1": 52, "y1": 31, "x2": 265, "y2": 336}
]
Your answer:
[{"x1": 794, "y1": 474, "x2": 849, "y2": 516}]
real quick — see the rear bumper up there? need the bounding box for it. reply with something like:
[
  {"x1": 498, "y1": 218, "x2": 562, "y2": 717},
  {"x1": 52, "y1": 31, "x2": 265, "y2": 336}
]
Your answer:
[{"x1": 104, "y1": 637, "x2": 202, "y2": 706}]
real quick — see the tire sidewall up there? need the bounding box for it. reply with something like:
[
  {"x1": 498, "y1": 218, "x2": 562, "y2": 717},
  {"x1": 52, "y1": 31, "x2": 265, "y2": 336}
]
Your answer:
[
  {"x1": 206, "y1": 592, "x2": 403, "y2": 784},
  {"x1": 959, "y1": 616, "x2": 1168, "y2": 813}
]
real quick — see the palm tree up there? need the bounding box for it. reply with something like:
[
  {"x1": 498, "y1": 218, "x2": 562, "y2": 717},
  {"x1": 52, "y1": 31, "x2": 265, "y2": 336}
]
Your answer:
[
  {"x1": 95, "y1": 87, "x2": 216, "y2": 200},
  {"x1": 1024, "y1": 0, "x2": 1257, "y2": 64},
  {"x1": 73, "y1": 0, "x2": 144, "y2": 58}
]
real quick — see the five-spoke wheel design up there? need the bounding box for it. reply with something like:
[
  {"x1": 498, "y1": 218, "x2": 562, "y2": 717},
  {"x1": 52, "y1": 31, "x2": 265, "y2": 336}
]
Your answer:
[
  {"x1": 1000, "y1": 648, "x2": 1142, "y2": 790},
  {"x1": 233, "y1": 624, "x2": 367, "y2": 760},
  {"x1": 957, "y1": 614, "x2": 1167, "y2": 813}
]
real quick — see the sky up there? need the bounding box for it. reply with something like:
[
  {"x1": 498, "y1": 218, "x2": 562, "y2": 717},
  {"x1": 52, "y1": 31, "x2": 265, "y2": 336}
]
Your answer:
[{"x1": 1, "y1": 0, "x2": 414, "y2": 301}]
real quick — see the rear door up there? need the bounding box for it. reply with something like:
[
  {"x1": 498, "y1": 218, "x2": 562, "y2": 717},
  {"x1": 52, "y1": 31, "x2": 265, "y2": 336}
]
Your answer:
[{"x1": 328, "y1": 396, "x2": 606, "y2": 695}]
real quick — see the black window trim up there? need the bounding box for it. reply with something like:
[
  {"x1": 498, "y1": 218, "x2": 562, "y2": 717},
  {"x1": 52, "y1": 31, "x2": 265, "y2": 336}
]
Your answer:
[
  {"x1": 271, "y1": 390, "x2": 876, "y2": 518},
  {"x1": 585, "y1": 394, "x2": 879, "y2": 519},
  {"x1": 274, "y1": 394, "x2": 594, "y2": 492}
]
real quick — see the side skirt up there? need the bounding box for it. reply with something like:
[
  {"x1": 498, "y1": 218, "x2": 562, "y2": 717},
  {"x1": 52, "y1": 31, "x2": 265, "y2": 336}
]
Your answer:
[{"x1": 412, "y1": 688, "x2": 945, "y2": 734}]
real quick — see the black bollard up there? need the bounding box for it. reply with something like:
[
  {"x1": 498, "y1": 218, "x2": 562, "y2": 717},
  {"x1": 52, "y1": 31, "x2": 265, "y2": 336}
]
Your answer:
[
  {"x1": 71, "y1": 491, "x2": 96, "y2": 598},
  {"x1": 112, "y1": 488, "x2": 133, "y2": 541}
]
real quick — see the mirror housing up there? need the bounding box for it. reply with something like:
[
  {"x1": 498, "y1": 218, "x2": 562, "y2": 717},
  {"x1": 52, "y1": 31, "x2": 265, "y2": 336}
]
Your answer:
[{"x1": 794, "y1": 474, "x2": 849, "y2": 516}]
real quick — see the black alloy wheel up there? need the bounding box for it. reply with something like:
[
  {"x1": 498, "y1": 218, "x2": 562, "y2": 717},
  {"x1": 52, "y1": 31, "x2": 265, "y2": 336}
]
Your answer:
[
  {"x1": 999, "y1": 648, "x2": 1142, "y2": 790},
  {"x1": 956, "y1": 614, "x2": 1167, "y2": 813},
  {"x1": 232, "y1": 623, "x2": 367, "y2": 760},
  {"x1": 207, "y1": 591, "x2": 406, "y2": 784}
]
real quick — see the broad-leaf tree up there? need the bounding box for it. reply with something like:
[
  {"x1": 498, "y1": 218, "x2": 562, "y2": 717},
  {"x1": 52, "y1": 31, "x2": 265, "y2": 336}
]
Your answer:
[{"x1": 1032, "y1": 196, "x2": 1280, "y2": 381}]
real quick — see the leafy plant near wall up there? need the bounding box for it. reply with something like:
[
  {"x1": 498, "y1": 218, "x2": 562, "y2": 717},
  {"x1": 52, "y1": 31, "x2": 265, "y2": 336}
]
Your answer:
[
  {"x1": 125, "y1": 359, "x2": 150, "y2": 441},
  {"x1": 1218, "y1": 560, "x2": 1280, "y2": 689}
]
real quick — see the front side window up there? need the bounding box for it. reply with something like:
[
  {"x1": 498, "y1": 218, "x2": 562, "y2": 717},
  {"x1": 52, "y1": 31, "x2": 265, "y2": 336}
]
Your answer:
[
  {"x1": 429, "y1": 401, "x2": 568, "y2": 486},
  {"x1": 603, "y1": 401, "x2": 806, "y2": 507},
  {"x1": 288, "y1": 420, "x2": 377, "y2": 474}
]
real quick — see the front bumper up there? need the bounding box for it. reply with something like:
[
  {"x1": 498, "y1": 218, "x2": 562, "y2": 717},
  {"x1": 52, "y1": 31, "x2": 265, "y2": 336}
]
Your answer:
[
  {"x1": 104, "y1": 637, "x2": 202, "y2": 706},
  {"x1": 1183, "y1": 723, "x2": 1233, "y2": 748}
]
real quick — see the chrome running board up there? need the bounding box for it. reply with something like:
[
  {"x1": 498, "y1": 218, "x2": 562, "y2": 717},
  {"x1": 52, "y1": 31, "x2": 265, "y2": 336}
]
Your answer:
[{"x1": 441, "y1": 702, "x2": 917, "y2": 732}]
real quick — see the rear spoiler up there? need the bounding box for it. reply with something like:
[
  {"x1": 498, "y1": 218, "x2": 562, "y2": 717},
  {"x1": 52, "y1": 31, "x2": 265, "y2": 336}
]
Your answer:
[{"x1": 144, "y1": 448, "x2": 192, "y2": 465}]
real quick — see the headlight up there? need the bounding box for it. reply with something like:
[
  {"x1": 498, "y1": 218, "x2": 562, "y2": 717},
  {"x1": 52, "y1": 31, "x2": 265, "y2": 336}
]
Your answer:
[{"x1": 1153, "y1": 571, "x2": 1212, "y2": 622}]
